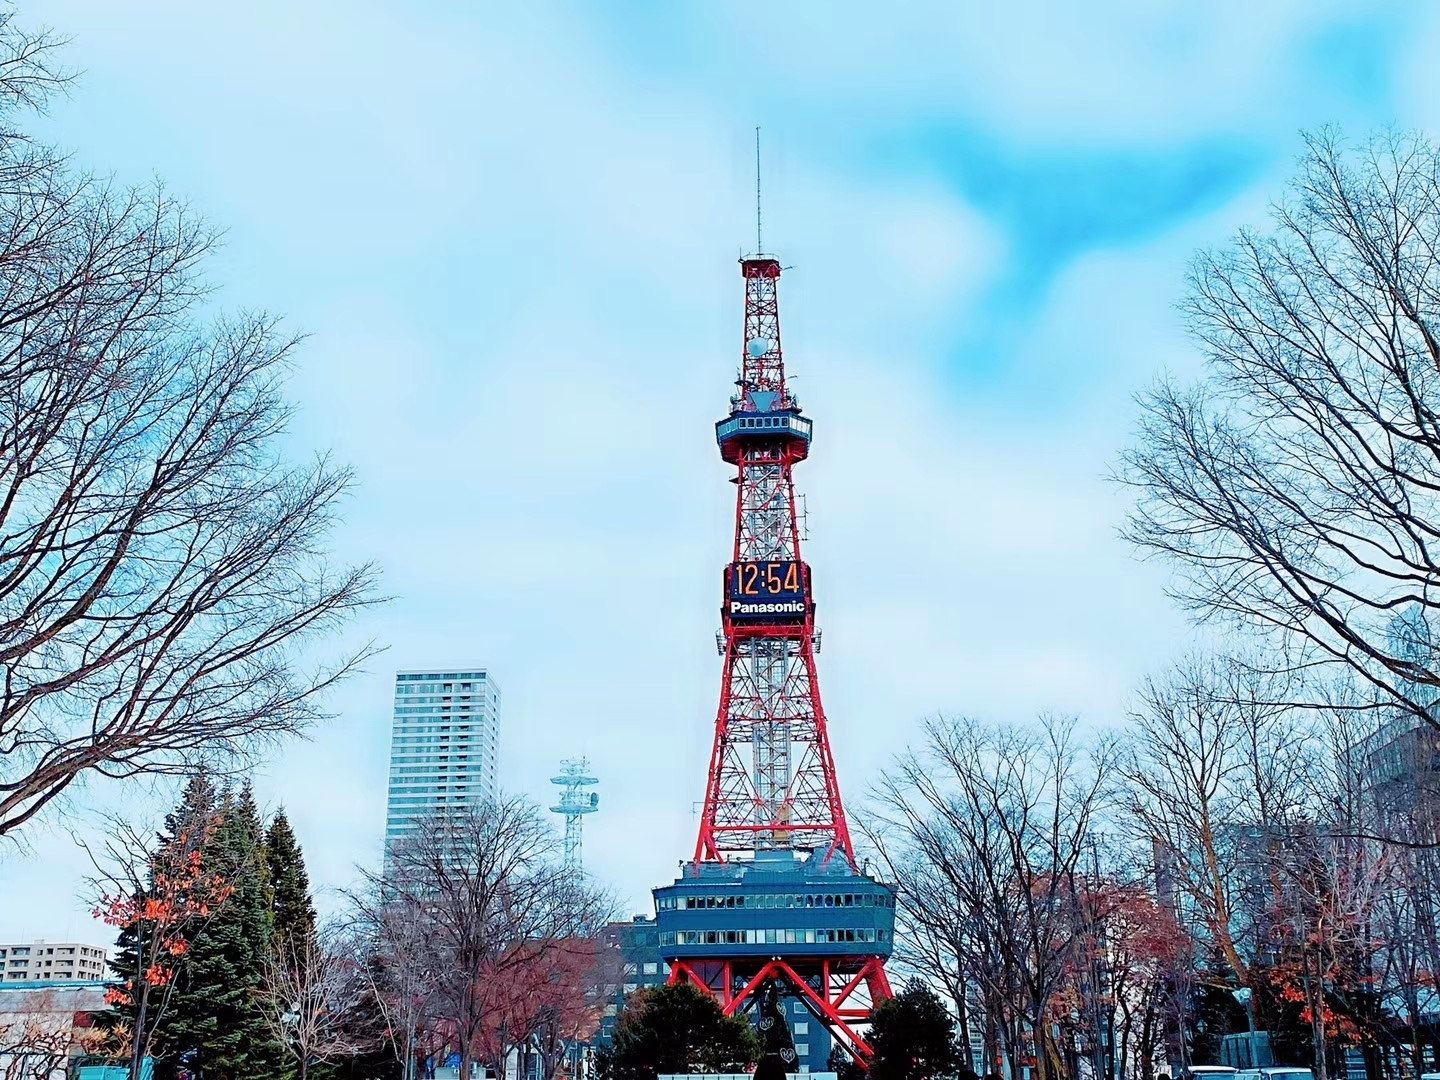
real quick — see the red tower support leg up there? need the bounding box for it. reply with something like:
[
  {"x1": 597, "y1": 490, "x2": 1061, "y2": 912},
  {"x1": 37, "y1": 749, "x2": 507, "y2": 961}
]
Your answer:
[{"x1": 668, "y1": 958, "x2": 886, "y2": 1067}]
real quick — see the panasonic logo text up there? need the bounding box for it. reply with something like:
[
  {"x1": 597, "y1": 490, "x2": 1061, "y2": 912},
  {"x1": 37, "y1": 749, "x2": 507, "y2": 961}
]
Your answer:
[{"x1": 730, "y1": 600, "x2": 806, "y2": 616}]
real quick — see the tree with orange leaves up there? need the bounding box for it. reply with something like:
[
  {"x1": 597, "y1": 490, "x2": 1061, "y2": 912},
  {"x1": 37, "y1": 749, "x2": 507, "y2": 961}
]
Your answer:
[{"x1": 91, "y1": 773, "x2": 235, "y2": 1080}]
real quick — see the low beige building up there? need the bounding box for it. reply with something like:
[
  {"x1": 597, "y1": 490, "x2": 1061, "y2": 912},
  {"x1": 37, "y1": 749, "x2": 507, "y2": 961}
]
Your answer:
[{"x1": 0, "y1": 941, "x2": 109, "y2": 984}]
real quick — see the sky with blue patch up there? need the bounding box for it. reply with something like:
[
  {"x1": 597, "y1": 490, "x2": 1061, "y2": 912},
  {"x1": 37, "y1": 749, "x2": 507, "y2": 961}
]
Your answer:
[{"x1": 0, "y1": 0, "x2": 1433, "y2": 935}]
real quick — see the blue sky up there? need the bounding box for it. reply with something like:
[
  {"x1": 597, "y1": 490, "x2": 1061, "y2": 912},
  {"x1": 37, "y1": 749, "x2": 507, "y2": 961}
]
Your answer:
[{"x1": 0, "y1": 0, "x2": 1433, "y2": 935}]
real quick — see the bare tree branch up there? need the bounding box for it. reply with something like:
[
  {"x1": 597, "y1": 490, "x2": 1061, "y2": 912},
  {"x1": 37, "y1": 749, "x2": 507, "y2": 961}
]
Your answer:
[
  {"x1": 1121, "y1": 130, "x2": 1440, "y2": 725},
  {"x1": 0, "y1": 18, "x2": 379, "y2": 837}
]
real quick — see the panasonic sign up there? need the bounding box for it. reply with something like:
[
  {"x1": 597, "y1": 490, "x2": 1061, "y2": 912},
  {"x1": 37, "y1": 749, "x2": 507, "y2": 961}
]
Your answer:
[{"x1": 729, "y1": 599, "x2": 806, "y2": 617}]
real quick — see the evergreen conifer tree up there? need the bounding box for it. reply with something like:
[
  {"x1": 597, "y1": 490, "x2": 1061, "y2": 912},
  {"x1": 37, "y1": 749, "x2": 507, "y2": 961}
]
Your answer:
[
  {"x1": 603, "y1": 983, "x2": 761, "y2": 1080},
  {"x1": 265, "y1": 808, "x2": 316, "y2": 955},
  {"x1": 162, "y1": 784, "x2": 284, "y2": 1080},
  {"x1": 868, "y1": 981, "x2": 961, "y2": 1080}
]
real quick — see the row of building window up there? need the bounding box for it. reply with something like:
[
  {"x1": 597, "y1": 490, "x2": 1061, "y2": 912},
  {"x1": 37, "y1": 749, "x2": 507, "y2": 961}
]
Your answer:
[
  {"x1": 394, "y1": 696, "x2": 489, "y2": 705},
  {"x1": 733, "y1": 415, "x2": 801, "y2": 431},
  {"x1": 657, "y1": 892, "x2": 893, "y2": 911},
  {"x1": 661, "y1": 927, "x2": 887, "y2": 946},
  {"x1": 0, "y1": 946, "x2": 103, "y2": 958},
  {"x1": 394, "y1": 707, "x2": 489, "y2": 716},
  {"x1": 394, "y1": 681, "x2": 496, "y2": 697},
  {"x1": 388, "y1": 778, "x2": 492, "y2": 788},
  {"x1": 390, "y1": 777, "x2": 491, "y2": 785},
  {"x1": 387, "y1": 795, "x2": 491, "y2": 806}
]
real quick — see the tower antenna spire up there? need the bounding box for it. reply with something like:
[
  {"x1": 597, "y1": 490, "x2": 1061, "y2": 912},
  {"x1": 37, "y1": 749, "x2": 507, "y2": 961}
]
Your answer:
[{"x1": 755, "y1": 126, "x2": 762, "y2": 254}]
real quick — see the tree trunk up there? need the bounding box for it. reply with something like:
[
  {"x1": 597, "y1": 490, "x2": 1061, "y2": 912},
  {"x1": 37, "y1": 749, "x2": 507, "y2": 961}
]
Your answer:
[
  {"x1": 955, "y1": 978, "x2": 973, "y2": 1073},
  {"x1": 1000, "y1": 1012, "x2": 1020, "y2": 1080},
  {"x1": 983, "y1": 990, "x2": 1001, "y2": 1077},
  {"x1": 1139, "y1": 1003, "x2": 1154, "y2": 1080},
  {"x1": 130, "y1": 984, "x2": 150, "y2": 1080},
  {"x1": 1304, "y1": 954, "x2": 1329, "y2": 1080}
]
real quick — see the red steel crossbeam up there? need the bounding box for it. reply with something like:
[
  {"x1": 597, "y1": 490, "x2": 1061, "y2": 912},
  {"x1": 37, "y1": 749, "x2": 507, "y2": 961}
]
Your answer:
[{"x1": 668, "y1": 957, "x2": 888, "y2": 1065}]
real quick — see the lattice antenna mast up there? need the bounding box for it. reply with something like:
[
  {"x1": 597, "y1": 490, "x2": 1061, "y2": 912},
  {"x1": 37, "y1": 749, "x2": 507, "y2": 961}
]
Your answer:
[
  {"x1": 654, "y1": 189, "x2": 893, "y2": 1075},
  {"x1": 550, "y1": 759, "x2": 599, "y2": 870}
]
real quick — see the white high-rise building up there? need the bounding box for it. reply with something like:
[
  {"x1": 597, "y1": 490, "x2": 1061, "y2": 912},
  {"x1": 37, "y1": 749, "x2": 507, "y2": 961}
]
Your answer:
[{"x1": 384, "y1": 668, "x2": 500, "y2": 845}]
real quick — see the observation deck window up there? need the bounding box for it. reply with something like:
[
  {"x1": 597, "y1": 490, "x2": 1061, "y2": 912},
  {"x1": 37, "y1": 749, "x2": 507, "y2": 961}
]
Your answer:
[
  {"x1": 658, "y1": 926, "x2": 887, "y2": 947},
  {"x1": 659, "y1": 891, "x2": 892, "y2": 911}
]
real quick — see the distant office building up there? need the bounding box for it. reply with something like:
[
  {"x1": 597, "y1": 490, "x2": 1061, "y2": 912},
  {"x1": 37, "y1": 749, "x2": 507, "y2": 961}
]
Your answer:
[
  {"x1": 1363, "y1": 714, "x2": 1440, "y2": 828},
  {"x1": 384, "y1": 668, "x2": 501, "y2": 846},
  {"x1": 0, "y1": 940, "x2": 108, "y2": 984},
  {"x1": 597, "y1": 916, "x2": 669, "y2": 1043},
  {"x1": 1365, "y1": 610, "x2": 1440, "y2": 831}
]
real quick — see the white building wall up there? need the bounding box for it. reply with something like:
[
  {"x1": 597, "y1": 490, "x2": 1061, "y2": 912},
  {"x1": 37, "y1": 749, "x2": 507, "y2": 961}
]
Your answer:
[{"x1": 0, "y1": 941, "x2": 109, "y2": 984}]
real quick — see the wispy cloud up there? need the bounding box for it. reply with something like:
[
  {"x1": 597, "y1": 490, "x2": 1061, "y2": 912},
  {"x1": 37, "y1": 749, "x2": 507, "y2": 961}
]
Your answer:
[{"x1": 0, "y1": 0, "x2": 1432, "y2": 930}]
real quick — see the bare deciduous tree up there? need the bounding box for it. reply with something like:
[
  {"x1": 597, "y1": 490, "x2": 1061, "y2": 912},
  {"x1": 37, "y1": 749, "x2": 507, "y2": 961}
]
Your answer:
[
  {"x1": 361, "y1": 798, "x2": 614, "y2": 1080},
  {"x1": 261, "y1": 923, "x2": 369, "y2": 1080},
  {"x1": 1119, "y1": 657, "x2": 1316, "y2": 992},
  {"x1": 1121, "y1": 130, "x2": 1440, "y2": 724},
  {"x1": 869, "y1": 715, "x2": 1113, "y2": 1080},
  {"x1": 0, "y1": 991, "x2": 107, "y2": 1080},
  {"x1": 0, "y1": 16, "x2": 376, "y2": 838},
  {"x1": 345, "y1": 894, "x2": 436, "y2": 1080}
]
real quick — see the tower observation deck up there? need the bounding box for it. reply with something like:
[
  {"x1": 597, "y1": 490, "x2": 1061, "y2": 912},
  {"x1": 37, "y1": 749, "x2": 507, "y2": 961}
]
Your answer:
[{"x1": 654, "y1": 255, "x2": 895, "y2": 1068}]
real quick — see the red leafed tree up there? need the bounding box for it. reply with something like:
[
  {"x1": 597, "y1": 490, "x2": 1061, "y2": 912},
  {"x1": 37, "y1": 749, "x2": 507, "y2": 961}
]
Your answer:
[
  {"x1": 480, "y1": 938, "x2": 611, "y2": 1080},
  {"x1": 1258, "y1": 825, "x2": 1391, "y2": 1080},
  {"x1": 91, "y1": 799, "x2": 235, "y2": 1080},
  {"x1": 1083, "y1": 879, "x2": 1190, "y2": 1080}
]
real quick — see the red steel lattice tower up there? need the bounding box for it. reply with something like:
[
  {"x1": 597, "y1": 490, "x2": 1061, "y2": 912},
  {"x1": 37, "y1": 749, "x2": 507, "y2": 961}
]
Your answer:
[
  {"x1": 655, "y1": 253, "x2": 896, "y2": 1069},
  {"x1": 696, "y1": 256, "x2": 855, "y2": 865}
]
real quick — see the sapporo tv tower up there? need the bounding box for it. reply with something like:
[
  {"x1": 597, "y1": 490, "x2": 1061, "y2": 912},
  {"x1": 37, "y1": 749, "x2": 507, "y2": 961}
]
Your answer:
[{"x1": 653, "y1": 144, "x2": 896, "y2": 1068}]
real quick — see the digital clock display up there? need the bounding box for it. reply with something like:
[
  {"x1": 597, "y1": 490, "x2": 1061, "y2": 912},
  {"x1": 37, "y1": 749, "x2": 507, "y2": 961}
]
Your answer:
[{"x1": 725, "y1": 560, "x2": 809, "y2": 621}]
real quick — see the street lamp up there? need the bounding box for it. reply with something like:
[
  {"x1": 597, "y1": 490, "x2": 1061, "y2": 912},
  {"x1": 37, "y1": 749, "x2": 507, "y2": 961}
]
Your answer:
[{"x1": 1230, "y1": 987, "x2": 1260, "y2": 1068}]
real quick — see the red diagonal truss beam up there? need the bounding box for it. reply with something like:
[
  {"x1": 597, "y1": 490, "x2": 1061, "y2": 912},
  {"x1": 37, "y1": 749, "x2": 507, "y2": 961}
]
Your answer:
[{"x1": 668, "y1": 957, "x2": 889, "y2": 1066}]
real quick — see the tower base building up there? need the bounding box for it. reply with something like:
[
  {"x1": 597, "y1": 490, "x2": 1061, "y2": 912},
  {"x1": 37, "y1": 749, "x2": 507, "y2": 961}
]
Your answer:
[{"x1": 655, "y1": 852, "x2": 894, "y2": 1063}]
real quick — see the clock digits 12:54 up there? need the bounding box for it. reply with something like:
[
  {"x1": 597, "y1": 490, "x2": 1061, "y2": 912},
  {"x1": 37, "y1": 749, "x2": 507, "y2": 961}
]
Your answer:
[{"x1": 725, "y1": 560, "x2": 809, "y2": 622}]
